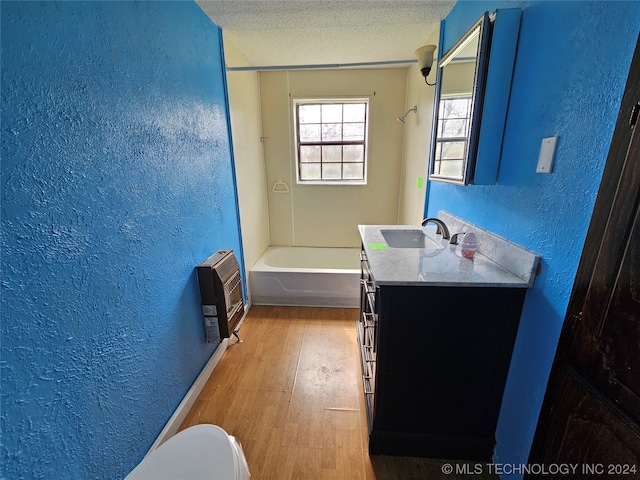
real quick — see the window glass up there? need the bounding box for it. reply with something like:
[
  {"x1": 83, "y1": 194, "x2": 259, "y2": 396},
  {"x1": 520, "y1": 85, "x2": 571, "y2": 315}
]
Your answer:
[
  {"x1": 322, "y1": 145, "x2": 342, "y2": 163},
  {"x1": 299, "y1": 145, "x2": 321, "y2": 163},
  {"x1": 295, "y1": 99, "x2": 368, "y2": 184},
  {"x1": 298, "y1": 104, "x2": 321, "y2": 123},
  {"x1": 434, "y1": 96, "x2": 471, "y2": 177},
  {"x1": 321, "y1": 123, "x2": 342, "y2": 142},
  {"x1": 343, "y1": 145, "x2": 364, "y2": 162}
]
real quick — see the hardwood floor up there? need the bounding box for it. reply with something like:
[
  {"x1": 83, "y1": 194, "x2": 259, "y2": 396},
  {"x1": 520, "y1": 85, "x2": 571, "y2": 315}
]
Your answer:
[{"x1": 179, "y1": 305, "x2": 497, "y2": 479}]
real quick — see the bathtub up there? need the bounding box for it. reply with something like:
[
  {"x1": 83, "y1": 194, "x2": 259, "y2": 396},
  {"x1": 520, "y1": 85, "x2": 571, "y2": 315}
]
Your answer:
[{"x1": 249, "y1": 246, "x2": 361, "y2": 308}]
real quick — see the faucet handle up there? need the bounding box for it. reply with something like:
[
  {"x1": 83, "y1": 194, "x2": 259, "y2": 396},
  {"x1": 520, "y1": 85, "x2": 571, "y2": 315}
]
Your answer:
[{"x1": 449, "y1": 232, "x2": 466, "y2": 245}]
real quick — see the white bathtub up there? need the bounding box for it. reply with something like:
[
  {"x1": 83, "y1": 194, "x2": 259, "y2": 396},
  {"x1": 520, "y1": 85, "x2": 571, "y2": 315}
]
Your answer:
[{"x1": 249, "y1": 246, "x2": 361, "y2": 308}]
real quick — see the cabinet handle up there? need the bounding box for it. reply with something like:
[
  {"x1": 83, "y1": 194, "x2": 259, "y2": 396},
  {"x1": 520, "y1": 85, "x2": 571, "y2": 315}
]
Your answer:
[
  {"x1": 362, "y1": 343, "x2": 375, "y2": 363},
  {"x1": 362, "y1": 312, "x2": 375, "y2": 328},
  {"x1": 363, "y1": 376, "x2": 374, "y2": 395},
  {"x1": 360, "y1": 279, "x2": 375, "y2": 292},
  {"x1": 366, "y1": 292, "x2": 376, "y2": 312}
]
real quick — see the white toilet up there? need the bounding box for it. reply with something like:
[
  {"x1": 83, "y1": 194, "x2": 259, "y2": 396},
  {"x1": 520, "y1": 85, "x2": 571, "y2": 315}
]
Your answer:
[{"x1": 125, "y1": 424, "x2": 250, "y2": 480}]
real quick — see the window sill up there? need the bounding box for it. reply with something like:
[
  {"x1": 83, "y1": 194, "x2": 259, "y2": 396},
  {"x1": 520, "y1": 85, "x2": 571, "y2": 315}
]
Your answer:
[{"x1": 297, "y1": 180, "x2": 368, "y2": 186}]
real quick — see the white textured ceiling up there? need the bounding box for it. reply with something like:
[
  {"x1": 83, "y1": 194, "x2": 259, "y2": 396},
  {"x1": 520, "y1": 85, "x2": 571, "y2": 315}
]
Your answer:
[{"x1": 196, "y1": 0, "x2": 455, "y2": 67}]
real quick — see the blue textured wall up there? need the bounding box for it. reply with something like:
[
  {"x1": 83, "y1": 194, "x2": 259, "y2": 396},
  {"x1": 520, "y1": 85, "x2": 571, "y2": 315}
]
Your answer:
[
  {"x1": 1, "y1": 2, "x2": 242, "y2": 478},
  {"x1": 427, "y1": 1, "x2": 640, "y2": 476}
]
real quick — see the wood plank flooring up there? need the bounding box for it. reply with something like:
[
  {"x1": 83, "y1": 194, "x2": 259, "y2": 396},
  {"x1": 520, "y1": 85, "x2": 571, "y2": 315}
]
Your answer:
[{"x1": 179, "y1": 305, "x2": 497, "y2": 480}]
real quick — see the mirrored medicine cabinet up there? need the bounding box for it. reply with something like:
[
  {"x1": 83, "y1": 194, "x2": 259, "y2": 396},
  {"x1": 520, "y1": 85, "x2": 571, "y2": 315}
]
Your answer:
[
  {"x1": 428, "y1": 9, "x2": 521, "y2": 186},
  {"x1": 429, "y1": 12, "x2": 491, "y2": 186}
]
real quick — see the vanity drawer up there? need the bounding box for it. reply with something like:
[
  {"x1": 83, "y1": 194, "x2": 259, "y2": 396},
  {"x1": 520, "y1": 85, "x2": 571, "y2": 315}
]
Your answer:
[
  {"x1": 360, "y1": 250, "x2": 374, "y2": 282},
  {"x1": 366, "y1": 287, "x2": 377, "y2": 314},
  {"x1": 356, "y1": 321, "x2": 376, "y2": 392},
  {"x1": 362, "y1": 311, "x2": 376, "y2": 348},
  {"x1": 363, "y1": 374, "x2": 375, "y2": 432}
]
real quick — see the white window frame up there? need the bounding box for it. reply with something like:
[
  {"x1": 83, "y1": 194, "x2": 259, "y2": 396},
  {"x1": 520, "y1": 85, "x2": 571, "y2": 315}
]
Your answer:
[{"x1": 292, "y1": 98, "x2": 370, "y2": 185}]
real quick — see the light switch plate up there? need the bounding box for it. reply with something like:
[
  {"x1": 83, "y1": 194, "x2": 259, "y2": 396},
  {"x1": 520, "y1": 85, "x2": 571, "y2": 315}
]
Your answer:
[{"x1": 536, "y1": 135, "x2": 558, "y2": 173}]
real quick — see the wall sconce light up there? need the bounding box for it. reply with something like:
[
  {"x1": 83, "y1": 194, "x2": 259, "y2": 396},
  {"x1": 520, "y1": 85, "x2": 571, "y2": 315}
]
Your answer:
[{"x1": 415, "y1": 45, "x2": 437, "y2": 86}]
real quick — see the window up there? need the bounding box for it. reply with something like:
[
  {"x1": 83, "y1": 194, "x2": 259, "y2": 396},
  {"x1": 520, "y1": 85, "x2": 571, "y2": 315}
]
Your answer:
[
  {"x1": 433, "y1": 95, "x2": 472, "y2": 177},
  {"x1": 294, "y1": 99, "x2": 369, "y2": 184}
]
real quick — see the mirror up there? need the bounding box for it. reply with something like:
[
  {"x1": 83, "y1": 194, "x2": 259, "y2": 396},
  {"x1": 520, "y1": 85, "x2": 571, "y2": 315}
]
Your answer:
[{"x1": 429, "y1": 13, "x2": 491, "y2": 185}]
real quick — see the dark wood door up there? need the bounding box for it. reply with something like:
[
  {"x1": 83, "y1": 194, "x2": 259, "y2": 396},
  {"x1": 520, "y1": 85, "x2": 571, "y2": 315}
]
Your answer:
[{"x1": 528, "y1": 34, "x2": 640, "y2": 477}]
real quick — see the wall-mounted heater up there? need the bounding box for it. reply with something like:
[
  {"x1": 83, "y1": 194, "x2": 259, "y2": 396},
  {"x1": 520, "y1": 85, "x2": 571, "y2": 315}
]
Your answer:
[{"x1": 196, "y1": 249, "x2": 245, "y2": 344}]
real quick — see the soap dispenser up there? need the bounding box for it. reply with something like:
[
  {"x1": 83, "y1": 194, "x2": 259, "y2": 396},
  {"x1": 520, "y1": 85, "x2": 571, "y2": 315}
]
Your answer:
[{"x1": 460, "y1": 232, "x2": 478, "y2": 259}]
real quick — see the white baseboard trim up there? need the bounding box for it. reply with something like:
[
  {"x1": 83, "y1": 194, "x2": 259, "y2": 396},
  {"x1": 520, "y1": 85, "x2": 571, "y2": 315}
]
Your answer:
[{"x1": 146, "y1": 304, "x2": 250, "y2": 455}]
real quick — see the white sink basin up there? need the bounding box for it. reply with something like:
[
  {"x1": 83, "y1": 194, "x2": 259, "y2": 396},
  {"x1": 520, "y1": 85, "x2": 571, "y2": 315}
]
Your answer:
[{"x1": 380, "y1": 229, "x2": 444, "y2": 249}]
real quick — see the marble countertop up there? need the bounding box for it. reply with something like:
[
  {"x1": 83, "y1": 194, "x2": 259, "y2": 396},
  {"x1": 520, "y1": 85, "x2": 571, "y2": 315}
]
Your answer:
[{"x1": 359, "y1": 220, "x2": 539, "y2": 288}]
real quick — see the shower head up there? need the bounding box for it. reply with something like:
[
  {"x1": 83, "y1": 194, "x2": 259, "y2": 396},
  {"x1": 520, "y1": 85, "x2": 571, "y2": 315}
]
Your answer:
[{"x1": 397, "y1": 105, "x2": 417, "y2": 124}]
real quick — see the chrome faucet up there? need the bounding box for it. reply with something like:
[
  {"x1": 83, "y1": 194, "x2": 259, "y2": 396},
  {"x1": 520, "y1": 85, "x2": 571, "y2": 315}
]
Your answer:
[{"x1": 421, "y1": 218, "x2": 451, "y2": 240}]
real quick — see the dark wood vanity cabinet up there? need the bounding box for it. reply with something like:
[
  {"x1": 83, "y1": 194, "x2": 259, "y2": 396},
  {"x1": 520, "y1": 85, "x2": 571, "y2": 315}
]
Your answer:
[{"x1": 357, "y1": 247, "x2": 527, "y2": 461}]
